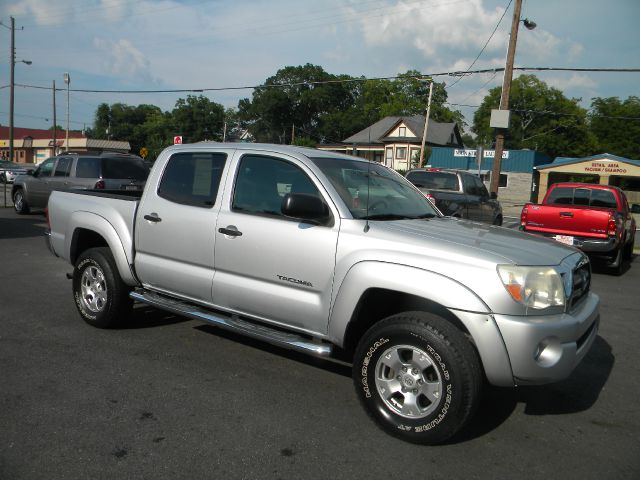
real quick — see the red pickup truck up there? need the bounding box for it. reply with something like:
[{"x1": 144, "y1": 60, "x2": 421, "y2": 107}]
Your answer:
[{"x1": 520, "y1": 182, "x2": 636, "y2": 274}]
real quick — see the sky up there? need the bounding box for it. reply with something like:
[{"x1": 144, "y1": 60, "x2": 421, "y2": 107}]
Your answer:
[{"x1": 0, "y1": 0, "x2": 638, "y2": 138}]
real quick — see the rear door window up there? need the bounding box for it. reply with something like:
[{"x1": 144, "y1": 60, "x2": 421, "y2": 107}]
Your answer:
[
  {"x1": 54, "y1": 157, "x2": 72, "y2": 177},
  {"x1": 158, "y1": 152, "x2": 227, "y2": 208}
]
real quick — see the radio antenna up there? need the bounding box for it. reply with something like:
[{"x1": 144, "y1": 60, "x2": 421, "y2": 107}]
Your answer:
[{"x1": 364, "y1": 125, "x2": 372, "y2": 232}]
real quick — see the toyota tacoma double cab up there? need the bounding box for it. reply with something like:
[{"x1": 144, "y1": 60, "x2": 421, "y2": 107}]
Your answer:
[
  {"x1": 521, "y1": 182, "x2": 636, "y2": 274},
  {"x1": 46, "y1": 143, "x2": 600, "y2": 444}
]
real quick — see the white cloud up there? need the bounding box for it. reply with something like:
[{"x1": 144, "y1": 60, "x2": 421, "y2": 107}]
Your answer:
[
  {"x1": 93, "y1": 38, "x2": 154, "y2": 82},
  {"x1": 545, "y1": 73, "x2": 597, "y2": 92}
]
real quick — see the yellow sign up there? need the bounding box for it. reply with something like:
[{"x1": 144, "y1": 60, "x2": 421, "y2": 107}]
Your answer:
[{"x1": 139, "y1": 147, "x2": 148, "y2": 158}]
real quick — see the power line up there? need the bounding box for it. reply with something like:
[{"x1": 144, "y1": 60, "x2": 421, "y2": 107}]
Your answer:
[
  {"x1": 12, "y1": 66, "x2": 639, "y2": 95},
  {"x1": 447, "y1": 0, "x2": 513, "y2": 89},
  {"x1": 445, "y1": 103, "x2": 640, "y2": 121}
]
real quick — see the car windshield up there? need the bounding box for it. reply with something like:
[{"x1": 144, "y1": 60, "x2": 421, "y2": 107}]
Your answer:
[{"x1": 310, "y1": 157, "x2": 439, "y2": 220}]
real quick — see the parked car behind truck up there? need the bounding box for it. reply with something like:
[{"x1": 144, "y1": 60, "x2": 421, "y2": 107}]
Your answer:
[
  {"x1": 520, "y1": 182, "x2": 636, "y2": 274},
  {"x1": 12, "y1": 152, "x2": 149, "y2": 214},
  {"x1": 46, "y1": 143, "x2": 599, "y2": 444},
  {"x1": 405, "y1": 167, "x2": 503, "y2": 225},
  {"x1": 0, "y1": 159, "x2": 34, "y2": 183}
]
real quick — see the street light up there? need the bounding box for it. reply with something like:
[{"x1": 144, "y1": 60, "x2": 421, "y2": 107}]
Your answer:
[
  {"x1": 4, "y1": 17, "x2": 32, "y2": 164},
  {"x1": 2, "y1": 16, "x2": 31, "y2": 207},
  {"x1": 64, "y1": 72, "x2": 70, "y2": 152},
  {"x1": 489, "y1": 0, "x2": 536, "y2": 194}
]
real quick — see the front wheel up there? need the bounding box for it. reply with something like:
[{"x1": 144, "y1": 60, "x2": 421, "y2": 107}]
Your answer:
[
  {"x1": 72, "y1": 247, "x2": 132, "y2": 328},
  {"x1": 353, "y1": 312, "x2": 482, "y2": 444}
]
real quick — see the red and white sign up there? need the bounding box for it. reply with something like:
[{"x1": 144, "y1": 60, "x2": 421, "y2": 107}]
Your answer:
[{"x1": 174, "y1": 136, "x2": 183, "y2": 145}]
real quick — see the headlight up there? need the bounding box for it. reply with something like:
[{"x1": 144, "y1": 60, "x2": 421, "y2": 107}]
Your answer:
[{"x1": 497, "y1": 265, "x2": 565, "y2": 311}]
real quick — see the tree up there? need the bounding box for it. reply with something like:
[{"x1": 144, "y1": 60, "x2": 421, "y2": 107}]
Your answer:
[
  {"x1": 472, "y1": 74, "x2": 597, "y2": 159},
  {"x1": 589, "y1": 96, "x2": 640, "y2": 159},
  {"x1": 238, "y1": 65, "x2": 466, "y2": 145},
  {"x1": 171, "y1": 95, "x2": 225, "y2": 143},
  {"x1": 87, "y1": 103, "x2": 165, "y2": 155},
  {"x1": 238, "y1": 64, "x2": 360, "y2": 144}
]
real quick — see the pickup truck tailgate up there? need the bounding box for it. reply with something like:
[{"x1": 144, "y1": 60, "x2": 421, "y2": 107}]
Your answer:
[{"x1": 523, "y1": 204, "x2": 612, "y2": 238}]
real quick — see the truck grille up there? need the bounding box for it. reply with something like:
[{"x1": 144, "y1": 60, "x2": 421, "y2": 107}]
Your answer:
[{"x1": 568, "y1": 260, "x2": 591, "y2": 310}]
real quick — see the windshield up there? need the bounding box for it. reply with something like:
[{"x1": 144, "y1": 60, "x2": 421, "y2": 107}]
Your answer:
[{"x1": 310, "y1": 157, "x2": 439, "y2": 220}]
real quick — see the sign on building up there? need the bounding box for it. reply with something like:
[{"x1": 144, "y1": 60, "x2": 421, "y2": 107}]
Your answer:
[{"x1": 454, "y1": 149, "x2": 509, "y2": 159}]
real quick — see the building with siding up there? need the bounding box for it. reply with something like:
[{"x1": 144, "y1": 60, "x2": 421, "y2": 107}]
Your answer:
[
  {"x1": 427, "y1": 147, "x2": 551, "y2": 207},
  {"x1": 318, "y1": 116, "x2": 464, "y2": 170}
]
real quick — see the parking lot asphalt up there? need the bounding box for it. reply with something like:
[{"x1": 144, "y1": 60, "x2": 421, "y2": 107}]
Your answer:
[{"x1": 1, "y1": 207, "x2": 639, "y2": 480}]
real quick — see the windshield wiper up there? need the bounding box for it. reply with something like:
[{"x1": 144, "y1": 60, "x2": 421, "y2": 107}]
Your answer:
[{"x1": 360, "y1": 213, "x2": 437, "y2": 221}]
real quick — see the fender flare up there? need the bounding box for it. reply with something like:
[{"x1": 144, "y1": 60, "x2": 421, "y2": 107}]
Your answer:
[
  {"x1": 327, "y1": 261, "x2": 514, "y2": 386},
  {"x1": 328, "y1": 261, "x2": 489, "y2": 344},
  {"x1": 67, "y1": 211, "x2": 138, "y2": 285}
]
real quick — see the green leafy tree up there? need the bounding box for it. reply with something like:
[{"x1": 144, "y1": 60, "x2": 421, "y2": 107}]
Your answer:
[
  {"x1": 88, "y1": 103, "x2": 165, "y2": 155},
  {"x1": 589, "y1": 96, "x2": 640, "y2": 159},
  {"x1": 472, "y1": 74, "x2": 597, "y2": 158},
  {"x1": 238, "y1": 64, "x2": 359, "y2": 144},
  {"x1": 171, "y1": 95, "x2": 225, "y2": 143}
]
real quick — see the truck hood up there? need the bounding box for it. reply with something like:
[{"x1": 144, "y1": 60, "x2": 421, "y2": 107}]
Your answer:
[{"x1": 375, "y1": 217, "x2": 576, "y2": 266}]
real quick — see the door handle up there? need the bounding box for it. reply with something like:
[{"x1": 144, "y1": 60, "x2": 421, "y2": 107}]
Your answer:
[
  {"x1": 143, "y1": 213, "x2": 162, "y2": 223},
  {"x1": 560, "y1": 212, "x2": 574, "y2": 218},
  {"x1": 218, "y1": 226, "x2": 242, "y2": 237}
]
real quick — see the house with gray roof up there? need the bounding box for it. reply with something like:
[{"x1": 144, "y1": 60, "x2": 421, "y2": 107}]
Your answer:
[{"x1": 317, "y1": 115, "x2": 464, "y2": 170}]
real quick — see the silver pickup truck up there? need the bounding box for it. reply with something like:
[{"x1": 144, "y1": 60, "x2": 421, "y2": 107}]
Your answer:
[{"x1": 46, "y1": 143, "x2": 600, "y2": 444}]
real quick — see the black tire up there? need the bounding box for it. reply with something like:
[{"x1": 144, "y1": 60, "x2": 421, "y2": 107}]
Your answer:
[
  {"x1": 13, "y1": 188, "x2": 30, "y2": 214},
  {"x1": 353, "y1": 311, "x2": 482, "y2": 444},
  {"x1": 623, "y1": 235, "x2": 634, "y2": 261},
  {"x1": 0, "y1": 172, "x2": 6, "y2": 183},
  {"x1": 72, "y1": 247, "x2": 132, "y2": 328},
  {"x1": 493, "y1": 214, "x2": 503, "y2": 226}
]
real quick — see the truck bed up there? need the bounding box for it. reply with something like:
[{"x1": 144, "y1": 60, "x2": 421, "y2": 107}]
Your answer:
[{"x1": 47, "y1": 190, "x2": 140, "y2": 269}]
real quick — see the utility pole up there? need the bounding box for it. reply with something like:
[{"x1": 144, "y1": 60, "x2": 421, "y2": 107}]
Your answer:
[
  {"x1": 291, "y1": 124, "x2": 295, "y2": 145},
  {"x1": 64, "y1": 73, "x2": 70, "y2": 152},
  {"x1": 9, "y1": 17, "x2": 15, "y2": 163},
  {"x1": 222, "y1": 121, "x2": 227, "y2": 142},
  {"x1": 489, "y1": 0, "x2": 524, "y2": 194},
  {"x1": 419, "y1": 81, "x2": 434, "y2": 168},
  {"x1": 52, "y1": 80, "x2": 57, "y2": 155}
]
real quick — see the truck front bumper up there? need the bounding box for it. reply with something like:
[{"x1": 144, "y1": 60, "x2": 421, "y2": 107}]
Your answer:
[{"x1": 493, "y1": 292, "x2": 600, "y2": 386}]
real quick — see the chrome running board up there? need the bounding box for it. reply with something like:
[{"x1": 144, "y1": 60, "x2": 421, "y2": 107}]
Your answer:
[{"x1": 130, "y1": 290, "x2": 333, "y2": 357}]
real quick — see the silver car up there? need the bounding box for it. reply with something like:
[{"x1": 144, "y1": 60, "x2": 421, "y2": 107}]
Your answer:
[
  {"x1": 12, "y1": 152, "x2": 149, "y2": 214},
  {"x1": 0, "y1": 159, "x2": 34, "y2": 184}
]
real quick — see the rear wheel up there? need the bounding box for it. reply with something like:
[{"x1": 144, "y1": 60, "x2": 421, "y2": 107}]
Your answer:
[
  {"x1": 352, "y1": 311, "x2": 482, "y2": 444},
  {"x1": 13, "y1": 188, "x2": 30, "y2": 214},
  {"x1": 72, "y1": 247, "x2": 132, "y2": 328},
  {"x1": 623, "y1": 235, "x2": 634, "y2": 261}
]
